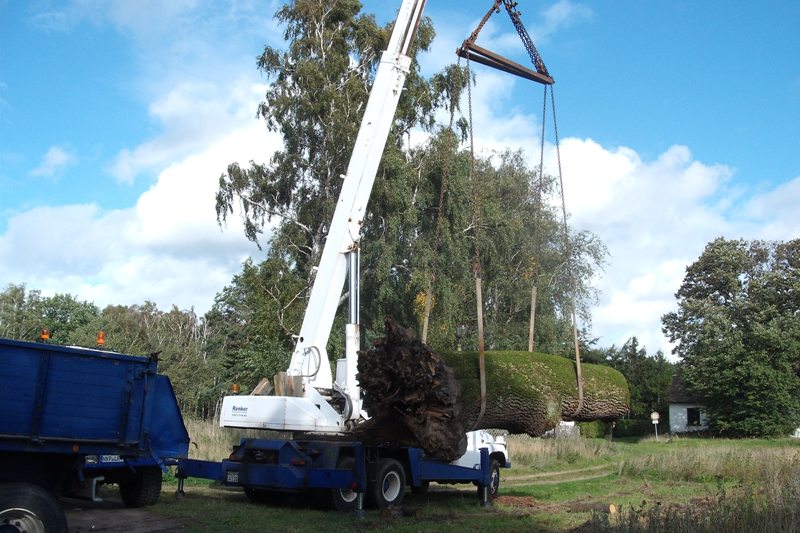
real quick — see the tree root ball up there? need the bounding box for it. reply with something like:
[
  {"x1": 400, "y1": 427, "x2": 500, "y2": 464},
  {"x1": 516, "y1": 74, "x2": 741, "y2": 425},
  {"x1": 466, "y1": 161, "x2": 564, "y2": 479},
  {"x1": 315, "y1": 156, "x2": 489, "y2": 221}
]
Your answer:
[{"x1": 356, "y1": 316, "x2": 629, "y2": 461}]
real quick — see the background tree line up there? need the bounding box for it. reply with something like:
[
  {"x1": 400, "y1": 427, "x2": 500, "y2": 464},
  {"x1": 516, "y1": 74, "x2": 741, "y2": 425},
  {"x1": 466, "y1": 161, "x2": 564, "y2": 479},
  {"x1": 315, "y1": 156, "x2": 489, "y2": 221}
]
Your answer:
[
  {"x1": 663, "y1": 237, "x2": 800, "y2": 437},
  {"x1": 0, "y1": 1, "x2": 618, "y2": 423},
  {"x1": 0, "y1": 281, "x2": 674, "y2": 430},
  {"x1": 0, "y1": 284, "x2": 223, "y2": 419},
  {"x1": 213, "y1": 0, "x2": 608, "y2": 378},
  {"x1": 4, "y1": 2, "x2": 796, "y2": 437}
]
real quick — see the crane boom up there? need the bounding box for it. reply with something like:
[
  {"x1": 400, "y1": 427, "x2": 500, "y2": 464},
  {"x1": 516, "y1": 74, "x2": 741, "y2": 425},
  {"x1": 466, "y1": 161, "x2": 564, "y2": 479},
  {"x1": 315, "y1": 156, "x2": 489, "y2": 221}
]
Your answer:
[
  {"x1": 288, "y1": 0, "x2": 427, "y2": 388},
  {"x1": 220, "y1": 0, "x2": 428, "y2": 433}
]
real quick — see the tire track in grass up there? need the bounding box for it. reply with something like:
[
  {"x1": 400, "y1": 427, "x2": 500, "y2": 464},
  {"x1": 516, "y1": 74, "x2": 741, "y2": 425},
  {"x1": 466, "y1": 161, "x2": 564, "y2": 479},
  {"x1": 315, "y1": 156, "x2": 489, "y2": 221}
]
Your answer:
[{"x1": 503, "y1": 463, "x2": 617, "y2": 486}]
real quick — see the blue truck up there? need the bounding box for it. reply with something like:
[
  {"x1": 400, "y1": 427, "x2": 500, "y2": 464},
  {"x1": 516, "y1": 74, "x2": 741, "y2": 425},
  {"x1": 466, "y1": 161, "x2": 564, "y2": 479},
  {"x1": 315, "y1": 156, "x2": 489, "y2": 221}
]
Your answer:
[
  {"x1": 0, "y1": 337, "x2": 190, "y2": 532},
  {"x1": 177, "y1": 427, "x2": 508, "y2": 512}
]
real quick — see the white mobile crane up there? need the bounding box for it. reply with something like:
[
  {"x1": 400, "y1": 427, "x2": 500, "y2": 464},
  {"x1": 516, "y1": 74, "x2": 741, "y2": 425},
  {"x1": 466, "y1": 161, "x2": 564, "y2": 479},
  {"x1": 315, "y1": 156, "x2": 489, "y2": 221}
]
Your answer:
[
  {"x1": 178, "y1": 0, "x2": 509, "y2": 510},
  {"x1": 217, "y1": 0, "x2": 427, "y2": 434}
]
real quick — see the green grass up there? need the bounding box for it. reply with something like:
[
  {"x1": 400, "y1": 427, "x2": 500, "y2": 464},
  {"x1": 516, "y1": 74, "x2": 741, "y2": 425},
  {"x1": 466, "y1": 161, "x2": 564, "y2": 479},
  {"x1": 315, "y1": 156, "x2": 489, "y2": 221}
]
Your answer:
[{"x1": 154, "y1": 423, "x2": 800, "y2": 532}]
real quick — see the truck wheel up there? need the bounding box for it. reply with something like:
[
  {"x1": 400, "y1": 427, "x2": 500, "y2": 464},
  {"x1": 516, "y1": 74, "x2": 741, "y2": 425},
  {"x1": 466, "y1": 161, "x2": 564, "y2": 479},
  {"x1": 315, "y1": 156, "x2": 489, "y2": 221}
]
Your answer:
[
  {"x1": 330, "y1": 456, "x2": 358, "y2": 512},
  {"x1": 243, "y1": 487, "x2": 271, "y2": 504},
  {"x1": 119, "y1": 466, "x2": 162, "y2": 508},
  {"x1": 0, "y1": 482, "x2": 67, "y2": 533},
  {"x1": 371, "y1": 459, "x2": 405, "y2": 509},
  {"x1": 488, "y1": 459, "x2": 500, "y2": 498}
]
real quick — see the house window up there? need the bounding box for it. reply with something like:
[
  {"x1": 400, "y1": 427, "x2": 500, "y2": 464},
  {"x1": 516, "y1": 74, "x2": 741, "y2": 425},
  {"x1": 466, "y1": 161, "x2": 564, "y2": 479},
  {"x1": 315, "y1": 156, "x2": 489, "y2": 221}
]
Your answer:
[{"x1": 687, "y1": 407, "x2": 701, "y2": 426}]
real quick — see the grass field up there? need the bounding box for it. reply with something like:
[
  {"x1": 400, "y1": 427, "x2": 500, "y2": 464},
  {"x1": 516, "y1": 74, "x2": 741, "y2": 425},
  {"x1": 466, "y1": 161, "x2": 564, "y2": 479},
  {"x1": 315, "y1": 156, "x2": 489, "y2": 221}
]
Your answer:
[{"x1": 154, "y1": 420, "x2": 800, "y2": 532}]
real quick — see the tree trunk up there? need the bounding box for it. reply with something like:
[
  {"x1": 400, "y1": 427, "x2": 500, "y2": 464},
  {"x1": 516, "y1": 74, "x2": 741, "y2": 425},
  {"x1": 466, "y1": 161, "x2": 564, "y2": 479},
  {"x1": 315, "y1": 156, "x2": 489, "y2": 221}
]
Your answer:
[{"x1": 356, "y1": 316, "x2": 629, "y2": 461}]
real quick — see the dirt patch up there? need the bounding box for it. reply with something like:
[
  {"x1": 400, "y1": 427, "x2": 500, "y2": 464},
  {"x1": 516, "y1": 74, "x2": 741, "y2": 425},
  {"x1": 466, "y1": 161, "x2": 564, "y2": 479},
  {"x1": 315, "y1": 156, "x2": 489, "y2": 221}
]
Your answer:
[
  {"x1": 495, "y1": 495, "x2": 541, "y2": 509},
  {"x1": 62, "y1": 496, "x2": 186, "y2": 533}
]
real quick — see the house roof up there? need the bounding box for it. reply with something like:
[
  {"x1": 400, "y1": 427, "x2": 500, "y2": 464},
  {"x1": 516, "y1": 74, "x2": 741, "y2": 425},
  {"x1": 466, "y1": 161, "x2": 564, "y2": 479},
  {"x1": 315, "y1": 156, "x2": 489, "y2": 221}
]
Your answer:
[{"x1": 669, "y1": 368, "x2": 705, "y2": 404}]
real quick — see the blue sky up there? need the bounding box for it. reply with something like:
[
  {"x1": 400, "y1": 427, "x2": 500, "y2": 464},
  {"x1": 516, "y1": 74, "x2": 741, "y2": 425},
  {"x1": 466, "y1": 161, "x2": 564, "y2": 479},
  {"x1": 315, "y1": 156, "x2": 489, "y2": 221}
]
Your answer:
[{"x1": 1, "y1": 1, "x2": 798, "y2": 357}]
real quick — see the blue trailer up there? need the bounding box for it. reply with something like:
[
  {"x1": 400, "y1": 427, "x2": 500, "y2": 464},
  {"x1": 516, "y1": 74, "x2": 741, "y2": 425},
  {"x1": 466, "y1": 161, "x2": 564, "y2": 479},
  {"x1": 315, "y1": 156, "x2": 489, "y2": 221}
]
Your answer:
[
  {"x1": 177, "y1": 430, "x2": 508, "y2": 512},
  {"x1": 0, "y1": 337, "x2": 190, "y2": 532}
]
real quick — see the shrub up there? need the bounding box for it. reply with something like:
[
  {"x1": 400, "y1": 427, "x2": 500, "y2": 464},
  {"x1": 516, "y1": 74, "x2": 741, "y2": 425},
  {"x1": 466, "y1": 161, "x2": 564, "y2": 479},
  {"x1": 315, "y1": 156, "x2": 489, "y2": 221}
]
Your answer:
[
  {"x1": 578, "y1": 420, "x2": 607, "y2": 438},
  {"x1": 614, "y1": 419, "x2": 654, "y2": 437}
]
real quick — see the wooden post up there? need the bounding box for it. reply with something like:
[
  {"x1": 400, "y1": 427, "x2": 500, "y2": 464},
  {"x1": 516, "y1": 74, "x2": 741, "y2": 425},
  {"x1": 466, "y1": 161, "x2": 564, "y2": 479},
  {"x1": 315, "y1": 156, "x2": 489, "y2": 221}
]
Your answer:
[
  {"x1": 274, "y1": 371, "x2": 286, "y2": 397},
  {"x1": 474, "y1": 276, "x2": 487, "y2": 428},
  {"x1": 421, "y1": 284, "x2": 434, "y2": 343},
  {"x1": 528, "y1": 286, "x2": 537, "y2": 352},
  {"x1": 571, "y1": 303, "x2": 584, "y2": 416}
]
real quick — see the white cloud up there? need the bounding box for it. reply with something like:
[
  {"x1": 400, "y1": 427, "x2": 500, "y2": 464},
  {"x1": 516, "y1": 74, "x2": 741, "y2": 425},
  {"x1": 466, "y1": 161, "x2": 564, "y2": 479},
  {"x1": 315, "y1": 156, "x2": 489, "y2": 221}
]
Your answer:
[
  {"x1": 110, "y1": 79, "x2": 266, "y2": 183},
  {"x1": 535, "y1": 138, "x2": 797, "y2": 358},
  {"x1": 1, "y1": 119, "x2": 281, "y2": 313},
  {"x1": 30, "y1": 145, "x2": 77, "y2": 179},
  {"x1": 740, "y1": 175, "x2": 800, "y2": 239},
  {"x1": 6, "y1": 0, "x2": 284, "y2": 311},
  {"x1": 533, "y1": 0, "x2": 594, "y2": 43}
]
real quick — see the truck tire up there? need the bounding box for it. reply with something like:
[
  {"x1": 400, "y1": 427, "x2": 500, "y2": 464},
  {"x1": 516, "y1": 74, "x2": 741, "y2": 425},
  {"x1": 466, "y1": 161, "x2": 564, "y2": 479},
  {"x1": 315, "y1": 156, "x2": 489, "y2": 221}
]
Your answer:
[
  {"x1": 243, "y1": 487, "x2": 271, "y2": 504},
  {"x1": 330, "y1": 456, "x2": 358, "y2": 512},
  {"x1": 0, "y1": 482, "x2": 67, "y2": 533},
  {"x1": 119, "y1": 466, "x2": 162, "y2": 508},
  {"x1": 488, "y1": 459, "x2": 500, "y2": 499},
  {"x1": 371, "y1": 458, "x2": 405, "y2": 509}
]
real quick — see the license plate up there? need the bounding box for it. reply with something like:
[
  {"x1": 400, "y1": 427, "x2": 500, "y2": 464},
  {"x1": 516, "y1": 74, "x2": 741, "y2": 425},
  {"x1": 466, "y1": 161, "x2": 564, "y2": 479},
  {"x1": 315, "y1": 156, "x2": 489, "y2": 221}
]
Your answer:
[
  {"x1": 101, "y1": 455, "x2": 123, "y2": 463},
  {"x1": 226, "y1": 470, "x2": 239, "y2": 484}
]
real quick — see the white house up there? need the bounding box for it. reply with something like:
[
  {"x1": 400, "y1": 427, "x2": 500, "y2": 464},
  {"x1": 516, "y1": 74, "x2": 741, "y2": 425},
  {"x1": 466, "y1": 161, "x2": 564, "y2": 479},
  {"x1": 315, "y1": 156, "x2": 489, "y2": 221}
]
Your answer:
[
  {"x1": 668, "y1": 371, "x2": 708, "y2": 434},
  {"x1": 669, "y1": 369, "x2": 800, "y2": 437}
]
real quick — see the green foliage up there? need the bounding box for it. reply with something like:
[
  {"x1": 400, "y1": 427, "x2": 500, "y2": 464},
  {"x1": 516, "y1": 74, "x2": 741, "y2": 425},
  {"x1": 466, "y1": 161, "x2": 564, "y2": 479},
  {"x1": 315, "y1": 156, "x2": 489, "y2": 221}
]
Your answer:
[
  {"x1": 206, "y1": 258, "x2": 307, "y2": 391},
  {"x1": 0, "y1": 284, "x2": 99, "y2": 343},
  {"x1": 613, "y1": 419, "x2": 654, "y2": 438},
  {"x1": 213, "y1": 0, "x2": 609, "y2": 381},
  {"x1": 0, "y1": 284, "x2": 43, "y2": 340},
  {"x1": 0, "y1": 284, "x2": 226, "y2": 419},
  {"x1": 597, "y1": 337, "x2": 674, "y2": 422},
  {"x1": 578, "y1": 420, "x2": 606, "y2": 438},
  {"x1": 663, "y1": 238, "x2": 800, "y2": 437}
]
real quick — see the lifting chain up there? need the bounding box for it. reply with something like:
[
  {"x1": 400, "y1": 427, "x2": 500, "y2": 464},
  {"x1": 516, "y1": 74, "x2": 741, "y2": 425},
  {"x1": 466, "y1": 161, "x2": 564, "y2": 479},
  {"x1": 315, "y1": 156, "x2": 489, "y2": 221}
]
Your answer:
[
  {"x1": 466, "y1": 55, "x2": 489, "y2": 430},
  {"x1": 457, "y1": 0, "x2": 554, "y2": 85},
  {"x1": 504, "y1": 1, "x2": 551, "y2": 78}
]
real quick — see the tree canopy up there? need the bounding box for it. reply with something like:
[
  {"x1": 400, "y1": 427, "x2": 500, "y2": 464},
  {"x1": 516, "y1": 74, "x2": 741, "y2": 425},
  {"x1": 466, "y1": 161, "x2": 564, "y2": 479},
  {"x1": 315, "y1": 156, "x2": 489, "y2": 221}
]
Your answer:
[
  {"x1": 597, "y1": 337, "x2": 673, "y2": 421},
  {"x1": 0, "y1": 1, "x2": 614, "y2": 417},
  {"x1": 214, "y1": 0, "x2": 608, "y2": 386},
  {"x1": 662, "y1": 238, "x2": 800, "y2": 437},
  {"x1": 0, "y1": 283, "x2": 223, "y2": 419}
]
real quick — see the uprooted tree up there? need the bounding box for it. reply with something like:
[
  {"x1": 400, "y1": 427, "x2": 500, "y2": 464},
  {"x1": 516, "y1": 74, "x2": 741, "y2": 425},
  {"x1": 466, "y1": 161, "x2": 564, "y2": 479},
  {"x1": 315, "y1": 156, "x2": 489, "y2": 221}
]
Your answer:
[
  {"x1": 212, "y1": 1, "x2": 609, "y2": 397},
  {"x1": 357, "y1": 317, "x2": 630, "y2": 461}
]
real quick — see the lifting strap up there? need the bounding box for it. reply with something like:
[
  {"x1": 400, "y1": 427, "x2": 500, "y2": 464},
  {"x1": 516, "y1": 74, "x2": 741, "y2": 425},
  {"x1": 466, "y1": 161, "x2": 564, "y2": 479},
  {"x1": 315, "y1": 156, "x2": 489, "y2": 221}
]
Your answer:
[
  {"x1": 529, "y1": 82, "x2": 549, "y2": 352},
  {"x1": 456, "y1": 0, "x2": 584, "y2": 421},
  {"x1": 457, "y1": 0, "x2": 555, "y2": 430}
]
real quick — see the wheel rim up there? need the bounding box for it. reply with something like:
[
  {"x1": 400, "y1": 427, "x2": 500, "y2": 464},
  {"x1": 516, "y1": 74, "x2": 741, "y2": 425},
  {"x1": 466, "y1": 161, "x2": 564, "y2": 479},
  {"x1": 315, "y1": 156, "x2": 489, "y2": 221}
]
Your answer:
[
  {"x1": 0, "y1": 508, "x2": 47, "y2": 533},
  {"x1": 490, "y1": 467, "x2": 500, "y2": 495},
  {"x1": 382, "y1": 471, "x2": 402, "y2": 502},
  {"x1": 338, "y1": 488, "x2": 358, "y2": 504}
]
